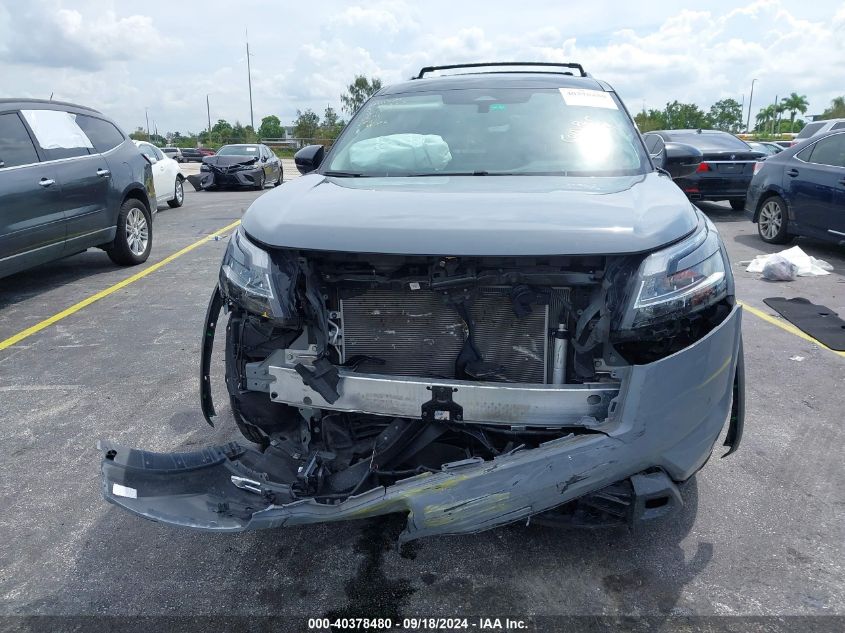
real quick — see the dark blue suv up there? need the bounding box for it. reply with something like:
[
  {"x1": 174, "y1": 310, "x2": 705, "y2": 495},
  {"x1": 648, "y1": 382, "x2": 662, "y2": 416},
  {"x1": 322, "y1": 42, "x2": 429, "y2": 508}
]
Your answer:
[
  {"x1": 0, "y1": 99, "x2": 155, "y2": 279},
  {"x1": 746, "y1": 130, "x2": 845, "y2": 244}
]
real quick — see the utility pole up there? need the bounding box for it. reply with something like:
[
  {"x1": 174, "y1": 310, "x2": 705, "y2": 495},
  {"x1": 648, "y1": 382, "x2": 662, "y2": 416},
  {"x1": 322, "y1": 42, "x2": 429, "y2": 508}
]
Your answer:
[
  {"x1": 746, "y1": 79, "x2": 757, "y2": 133},
  {"x1": 206, "y1": 94, "x2": 212, "y2": 141},
  {"x1": 771, "y1": 95, "x2": 779, "y2": 135},
  {"x1": 145, "y1": 107, "x2": 150, "y2": 139},
  {"x1": 246, "y1": 29, "x2": 254, "y2": 130}
]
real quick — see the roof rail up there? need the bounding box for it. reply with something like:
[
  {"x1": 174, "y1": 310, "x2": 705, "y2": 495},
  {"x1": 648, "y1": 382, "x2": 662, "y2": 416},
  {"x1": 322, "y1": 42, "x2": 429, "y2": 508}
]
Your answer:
[{"x1": 415, "y1": 62, "x2": 588, "y2": 79}]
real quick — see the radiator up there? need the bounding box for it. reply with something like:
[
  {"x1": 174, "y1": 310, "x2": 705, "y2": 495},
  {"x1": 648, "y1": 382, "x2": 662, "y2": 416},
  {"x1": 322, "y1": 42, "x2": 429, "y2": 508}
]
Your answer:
[{"x1": 339, "y1": 287, "x2": 569, "y2": 383}]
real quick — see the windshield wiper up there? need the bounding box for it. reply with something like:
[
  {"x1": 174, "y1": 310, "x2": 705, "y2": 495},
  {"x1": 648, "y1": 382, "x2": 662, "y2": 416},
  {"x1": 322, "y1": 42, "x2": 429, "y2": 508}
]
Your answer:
[{"x1": 323, "y1": 171, "x2": 365, "y2": 177}]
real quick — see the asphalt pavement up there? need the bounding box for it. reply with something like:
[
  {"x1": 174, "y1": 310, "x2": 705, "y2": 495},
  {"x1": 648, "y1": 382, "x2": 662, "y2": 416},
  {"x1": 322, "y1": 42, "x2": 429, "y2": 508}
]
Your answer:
[{"x1": 0, "y1": 177, "x2": 843, "y2": 630}]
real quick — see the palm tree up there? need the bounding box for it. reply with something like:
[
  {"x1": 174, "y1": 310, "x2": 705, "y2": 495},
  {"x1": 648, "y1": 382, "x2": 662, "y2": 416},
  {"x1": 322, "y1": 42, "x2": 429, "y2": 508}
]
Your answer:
[
  {"x1": 782, "y1": 92, "x2": 809, "y2": 132},
  {"x1": 773, "y1": 102, "x2": 788, "y2": 134},
  {"x1": 755, "y1": 104, "x2": 776, "y2": 132}
]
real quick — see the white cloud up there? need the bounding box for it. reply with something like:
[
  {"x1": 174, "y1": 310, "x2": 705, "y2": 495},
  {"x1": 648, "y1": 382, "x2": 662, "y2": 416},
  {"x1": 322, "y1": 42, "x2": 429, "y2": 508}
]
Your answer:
[{"x1": 0, "y1": 0, "x2": 842, "y2": 132}]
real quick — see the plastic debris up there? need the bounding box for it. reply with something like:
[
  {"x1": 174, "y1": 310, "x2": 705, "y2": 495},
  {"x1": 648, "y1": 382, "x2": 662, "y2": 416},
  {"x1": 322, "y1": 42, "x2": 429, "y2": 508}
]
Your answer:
[
  {"x1": 746, "y1": 246, "x2": 832, "y2": 278},
  {"x1": 761, "y1": 254, "x2": 798, "y2": 281},
  {"x1": 789, "y1": 355, "x2": 805, "y2": 362}
]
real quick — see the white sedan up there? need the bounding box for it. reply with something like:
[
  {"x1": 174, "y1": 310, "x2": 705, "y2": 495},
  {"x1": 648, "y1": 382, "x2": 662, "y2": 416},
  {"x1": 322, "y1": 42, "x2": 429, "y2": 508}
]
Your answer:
[{"x1": 133, "y1": 140, "x2": 185, "y2": 209}]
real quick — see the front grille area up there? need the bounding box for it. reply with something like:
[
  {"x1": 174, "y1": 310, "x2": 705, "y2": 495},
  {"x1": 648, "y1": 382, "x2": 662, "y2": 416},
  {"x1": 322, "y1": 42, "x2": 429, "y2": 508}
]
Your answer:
[{"x1": 340, "y1": 287, "x2": 568, "y2": 383}]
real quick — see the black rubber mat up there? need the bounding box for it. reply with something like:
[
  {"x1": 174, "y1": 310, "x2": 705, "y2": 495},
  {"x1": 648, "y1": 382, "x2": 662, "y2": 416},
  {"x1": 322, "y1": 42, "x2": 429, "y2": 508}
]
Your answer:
[{"x1": 763, "y1": 297, "x2": 845, "y2": 351}]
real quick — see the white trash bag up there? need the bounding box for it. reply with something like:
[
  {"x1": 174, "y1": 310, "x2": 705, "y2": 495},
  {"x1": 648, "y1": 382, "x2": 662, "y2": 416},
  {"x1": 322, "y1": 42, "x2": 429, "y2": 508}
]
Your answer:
[
  {"x1": 746, "y1": 246, "x2": 832, "y2": 277},
  {"x1": 347, "y1": 134, "x2": 452, "y2": 172}
]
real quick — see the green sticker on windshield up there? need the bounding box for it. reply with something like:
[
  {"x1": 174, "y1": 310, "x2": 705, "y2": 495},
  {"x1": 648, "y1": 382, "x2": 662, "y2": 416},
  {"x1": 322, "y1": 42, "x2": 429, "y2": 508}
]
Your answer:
[{"x1": 490, "y1": 104, "x2": 506, "y2": 111}]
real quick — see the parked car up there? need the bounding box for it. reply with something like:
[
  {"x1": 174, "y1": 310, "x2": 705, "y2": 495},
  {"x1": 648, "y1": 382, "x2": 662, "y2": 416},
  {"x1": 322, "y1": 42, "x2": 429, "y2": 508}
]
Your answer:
[
  {"x1": 747, "y1": 141, "x2": 783, "y2": 156},
  {"x1": 133, "y1": 140, "x2": 185, "y2": 209},
  {"x1": 789, "y1": 118, "x2": 845, "y2": 147},
  {"x1": 178, "y1": 147, "x2": 203, "y2": 162},
  {"x1": 102, "y1": 63, "x2": 744, "y2": 542},
  {"x1": 161, "y1": 147, "x2": 183, "y2": 162},
  {"x1": 198, "y1": 147, "x2": 216, "y2": 157},
  {"x1": 643, "y1": 129, "x2": 763, "y2": 209},
  {"x1": 192, "y1": 143, "x2": 282, "y2": 190},
  {"x1": 0, "y1": 99, "x2": 154, "y2": 279},
  {"x1": 746, "y1": 129, "x2": 845, "y2": 244}
]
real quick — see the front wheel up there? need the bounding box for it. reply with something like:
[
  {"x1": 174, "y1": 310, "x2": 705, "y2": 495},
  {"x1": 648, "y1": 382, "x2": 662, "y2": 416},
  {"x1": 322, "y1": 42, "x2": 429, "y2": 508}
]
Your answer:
[
  {"x1": 253, "y1": 170, "x2": 265, "y2": 191},
  {"x1": 167, "y1": 177, "x2": 184, "y2": 208},
  {"x1": 274, "y1": 167, "x2": 282, "y2": 187},
  {"x1": 757, "y1": 195, "x2": 791, "y2": 244},
  {"x1": 107, "y1": 199, "x2": 152, "y2": 265}
]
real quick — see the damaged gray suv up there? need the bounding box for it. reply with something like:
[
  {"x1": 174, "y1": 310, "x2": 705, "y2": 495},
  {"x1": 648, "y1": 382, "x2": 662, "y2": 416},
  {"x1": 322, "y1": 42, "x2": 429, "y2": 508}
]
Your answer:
[{"x1": 100, "y1": 63, "x2": 745, "y2": 542}]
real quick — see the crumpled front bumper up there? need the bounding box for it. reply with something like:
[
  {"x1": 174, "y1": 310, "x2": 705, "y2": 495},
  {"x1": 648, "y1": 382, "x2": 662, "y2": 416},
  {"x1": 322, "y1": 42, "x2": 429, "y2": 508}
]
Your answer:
[
  {"x1": 100, "y1": 305, "x2": 743, "y2": 542},
  {"x1": 186, "y1": 167, "x2": 263, "y2": 191}
]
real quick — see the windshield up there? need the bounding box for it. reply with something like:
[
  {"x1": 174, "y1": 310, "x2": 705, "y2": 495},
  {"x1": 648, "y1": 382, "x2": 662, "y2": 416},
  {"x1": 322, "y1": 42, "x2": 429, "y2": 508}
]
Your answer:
[
  {"x1": 325, "y1": 88, "x2": 648, "y2": 176},
  {"x1": 217, "y1": 145, "x2": 260, "y2": 157}
]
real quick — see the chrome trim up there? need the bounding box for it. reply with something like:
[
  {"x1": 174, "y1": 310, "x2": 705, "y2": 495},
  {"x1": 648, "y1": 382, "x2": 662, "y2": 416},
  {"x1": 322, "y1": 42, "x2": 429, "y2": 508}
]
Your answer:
[{"x1": 828, "y1": 229, "x2": 845, "y2": 237}]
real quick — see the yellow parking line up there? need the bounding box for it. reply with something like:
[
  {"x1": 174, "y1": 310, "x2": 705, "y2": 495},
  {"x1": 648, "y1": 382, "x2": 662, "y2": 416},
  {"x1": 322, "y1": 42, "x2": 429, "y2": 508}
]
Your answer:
[
  {"x1": 738, "y1": 300, "x2": 845, "y2": 359},
  {"x1": 0, "y1": 219, "x2": 241, "y2": 352}
]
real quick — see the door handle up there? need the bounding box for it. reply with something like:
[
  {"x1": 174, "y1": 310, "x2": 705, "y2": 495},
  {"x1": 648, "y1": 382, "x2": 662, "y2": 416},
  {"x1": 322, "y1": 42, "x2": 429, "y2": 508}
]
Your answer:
[
  {"x1": 786, "y1": 168, "x2": 799, "y2": 177},
  {"x1": 96, "y1": 168, "x2": 111, "y2": 178},
  {"x1": 39, "y1": 178, "x2": 55, "y2": 187}
]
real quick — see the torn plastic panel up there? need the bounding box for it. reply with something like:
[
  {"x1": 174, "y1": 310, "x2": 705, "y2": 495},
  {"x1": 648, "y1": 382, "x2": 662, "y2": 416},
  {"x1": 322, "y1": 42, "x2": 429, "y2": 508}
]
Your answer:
[{"x1": 102, "y1": 304, "x2": 743, "y2": 541}]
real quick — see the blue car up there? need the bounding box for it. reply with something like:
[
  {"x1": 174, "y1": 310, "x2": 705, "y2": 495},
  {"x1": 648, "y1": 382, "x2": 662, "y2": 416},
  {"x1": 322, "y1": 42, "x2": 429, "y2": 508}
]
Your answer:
[{"x1": 746, "y1": 129, "x2": 845, "y2": 244}]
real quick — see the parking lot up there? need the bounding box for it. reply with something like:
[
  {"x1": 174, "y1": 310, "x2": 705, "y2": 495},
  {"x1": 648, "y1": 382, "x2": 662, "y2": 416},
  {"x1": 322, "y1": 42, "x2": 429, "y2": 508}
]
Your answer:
[{"x1": 0, "y1": 169, "x2": 843, "y2": 627}]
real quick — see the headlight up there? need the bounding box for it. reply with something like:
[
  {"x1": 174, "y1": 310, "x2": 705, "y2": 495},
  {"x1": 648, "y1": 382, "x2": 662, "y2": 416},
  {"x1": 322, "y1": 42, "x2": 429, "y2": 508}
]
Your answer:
[
  {"x1": 618, "y1": 214, "x2": 729, "y2": 330},
  {"x1": 219, "y1": 227, "x2": 287, "y2": 319}
]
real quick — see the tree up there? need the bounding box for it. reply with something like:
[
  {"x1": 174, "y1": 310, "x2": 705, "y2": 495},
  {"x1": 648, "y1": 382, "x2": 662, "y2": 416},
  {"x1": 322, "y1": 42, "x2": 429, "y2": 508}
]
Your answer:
[
  {"x1": 258, "y1": 115, "x2": 284, "y2": 139},
  {"x1": 819, "y1": 96, "x2": 845, "y2": 120},
  {"x1": 634, "y1": 109, "x2": 667, "y2": 132},
  {"x1": 755, "y1": 105, "x2": 776, "y2": 132},
  {"x1": 129, "y1": 127, "x2": 149, "y2": 142},
  {"x1": 319, "y1": 105, "x2": 345, "y2": 140},
  {"x1": 340, "y1": 75, "x2": 383, "y2": 115},
  {"x1": 781, "y1": 93, "x2": 809, "y2": 132},
  {"x1": 293, "y1": 109, "x2": 320, "y2": 139},
  {"x1": 663, "y1": 101, "x2": 708, "y2": 129},
  {"x1": 707, "y1": 98, "x2": 743, "y2": 133}
]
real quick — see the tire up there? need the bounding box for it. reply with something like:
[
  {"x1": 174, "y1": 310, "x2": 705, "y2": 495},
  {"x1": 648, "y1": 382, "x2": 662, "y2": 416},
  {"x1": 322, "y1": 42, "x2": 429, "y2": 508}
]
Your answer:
[
  {"x1": 167, "y1": 176, "x2": 184, "y2": 208},
  {"x1": 729, "y1": 199, "x2": 745, "y2": 210},
  {"x1": 253, "y1": 170, "x2": 265, "y2": 191},
  {"x1": 757, "y1": 195, "x2": 791, "y2": 244},
  {"x1": 106, "y1": 199, "x2": 152, "y2": 266},
  {"x1": 274, "y1": 167, "x2": 282, "y2": 187}
]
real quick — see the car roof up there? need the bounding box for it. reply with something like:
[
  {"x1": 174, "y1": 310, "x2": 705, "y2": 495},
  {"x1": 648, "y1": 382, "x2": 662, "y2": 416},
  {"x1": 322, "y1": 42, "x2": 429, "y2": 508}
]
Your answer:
[
  {"x1": 379, "y1": 72, "x2": 610, "y2": 96},
  {"x1": 0, "y1": 98, "x2": 102, "y2": 115}
]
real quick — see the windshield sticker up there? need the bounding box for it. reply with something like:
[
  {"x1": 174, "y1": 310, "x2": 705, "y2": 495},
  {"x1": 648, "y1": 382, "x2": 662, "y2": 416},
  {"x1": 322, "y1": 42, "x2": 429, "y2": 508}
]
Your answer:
[
  {"x1": 246, "y1": 146, "x2": 257, "y2": 151},
  {"x1": 559, "y1": 88, "x2": 617, "y2": 110},
  {"x1": 490, "y1": 104, "x2": 507, "y2": 111}
]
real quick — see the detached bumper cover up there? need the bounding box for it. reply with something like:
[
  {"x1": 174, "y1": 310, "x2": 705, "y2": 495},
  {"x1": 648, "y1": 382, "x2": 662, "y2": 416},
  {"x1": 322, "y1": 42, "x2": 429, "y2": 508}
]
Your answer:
[{"x1": 100, "y1": 305, "x2": 743, "y2": 541}]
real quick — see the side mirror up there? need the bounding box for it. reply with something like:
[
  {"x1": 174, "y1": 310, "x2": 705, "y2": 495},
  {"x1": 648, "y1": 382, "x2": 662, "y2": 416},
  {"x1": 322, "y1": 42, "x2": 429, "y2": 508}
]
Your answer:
[
  {"x1": 655, "y1": 142, "x2": 702, "y2": 179},
  {"x1": 142, "y1": 153, "x2": 157, "y2": 165},
  {"x1": 294, "y1": 144, "x2": 325, "y2": 175}
]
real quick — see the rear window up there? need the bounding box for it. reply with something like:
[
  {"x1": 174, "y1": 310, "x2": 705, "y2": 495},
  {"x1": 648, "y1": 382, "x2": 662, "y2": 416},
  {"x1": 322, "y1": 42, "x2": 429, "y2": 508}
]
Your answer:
[
  {"x1": 74, "y1": 114, "x2": 125, "y2": 153},
  {"x1": 666, "y1": 132, "x2": 749, "y2": 151},
  {"x1": 20, "y1": 109, "x2": 92, "y2": 160},
  {"x1": 831, "y1": 122, "x2": 845, "y2": 131},
  {"x1": 0, "y1": 112, "x2": 40, "y2": 168},
  {"x1": 795, "y1": 121, "x2": 825, "y2": 139}
]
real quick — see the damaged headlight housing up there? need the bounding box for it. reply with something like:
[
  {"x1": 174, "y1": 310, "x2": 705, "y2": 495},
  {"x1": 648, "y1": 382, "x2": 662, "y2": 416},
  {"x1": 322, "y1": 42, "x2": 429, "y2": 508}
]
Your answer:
[
  {"x1": 219, "y1": 227, "x2": 284, "y2": 318},
  {"x1": 619, "y1": 213, "x2": 729, "y2": 330}
]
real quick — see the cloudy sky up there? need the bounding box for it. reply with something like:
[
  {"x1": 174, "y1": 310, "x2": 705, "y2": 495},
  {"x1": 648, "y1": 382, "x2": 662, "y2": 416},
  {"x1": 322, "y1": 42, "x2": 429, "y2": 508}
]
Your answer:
[{"x1": 1, "y1": 0, "x2": 843, "y2": 135}]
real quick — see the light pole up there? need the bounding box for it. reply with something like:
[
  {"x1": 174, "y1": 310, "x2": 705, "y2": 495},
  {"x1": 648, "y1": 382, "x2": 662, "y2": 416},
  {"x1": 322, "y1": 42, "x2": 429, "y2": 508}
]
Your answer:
[
  {"x1": 746, "y1": 79, "x2": 757, "y2": 133},
  {"x1": 145, "y1": 107, "x2": 150, "y2": 139},
  {"x1": 246, "y1": 31, "x2": 254, "y2": 130},
  {"x1": 206, "y1": 94, "x2": 212, "y2": 142}
]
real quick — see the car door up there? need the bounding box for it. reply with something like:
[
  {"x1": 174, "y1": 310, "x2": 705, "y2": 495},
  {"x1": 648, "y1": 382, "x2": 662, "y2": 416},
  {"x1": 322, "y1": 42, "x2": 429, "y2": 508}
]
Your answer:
[
  {"x1": 20, "y1": 109, "x2": 111, "y2": 249},
  {"x1": 789, "y1": 133, "x2": 845, "y2": 237},
  {"x1": 137, "y1": 143, "x2": 169, "y2": 204},
  {"x1": 0, "y1": 110, "x2": 65, "y2": 276},
  {"x1": 265, "y1": 145, "x2": 281, "y2": 181}
]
